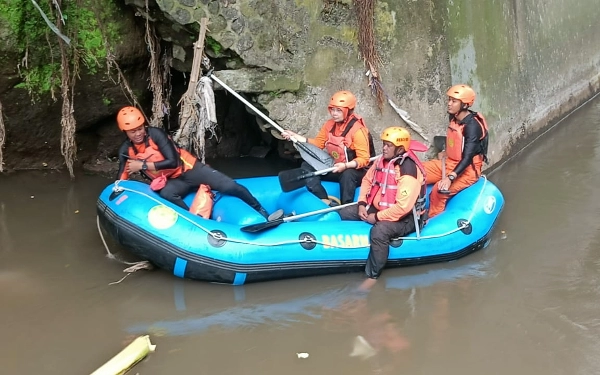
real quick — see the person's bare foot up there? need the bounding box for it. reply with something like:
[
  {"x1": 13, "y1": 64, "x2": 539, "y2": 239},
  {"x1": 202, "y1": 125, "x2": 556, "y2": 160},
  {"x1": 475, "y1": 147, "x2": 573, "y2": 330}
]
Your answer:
[{"x1": 359, "y1": 278, "x2": 377, "y2": 291}]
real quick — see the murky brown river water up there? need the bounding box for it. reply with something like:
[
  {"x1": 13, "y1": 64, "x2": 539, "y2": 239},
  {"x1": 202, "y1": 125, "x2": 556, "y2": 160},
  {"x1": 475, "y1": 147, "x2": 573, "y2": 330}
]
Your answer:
[{"x1": 2, "y1": 95, "x2": 600, "y2": 374}]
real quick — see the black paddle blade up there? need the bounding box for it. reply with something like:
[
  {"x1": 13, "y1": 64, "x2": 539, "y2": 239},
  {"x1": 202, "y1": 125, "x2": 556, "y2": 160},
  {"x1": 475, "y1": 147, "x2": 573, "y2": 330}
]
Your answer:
[
  {"x1": 240, "y1": 218, "x2": 284, "y2": 233},
  {"x1": 296, "y1": 142, "x2": 334, "y2": 170},
  {"x1": 433, "y1": 136, "x2": 447, "y2": 152},
  {"x1": 278, "y1": 168, "x2": 313, "y2": 192}
]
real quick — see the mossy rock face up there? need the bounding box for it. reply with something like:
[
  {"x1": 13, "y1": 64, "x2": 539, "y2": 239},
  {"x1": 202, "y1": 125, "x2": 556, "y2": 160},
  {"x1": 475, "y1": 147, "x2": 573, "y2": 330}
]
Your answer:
[{"x1": 0, "y1": 0, "x2": 151, "y2": 170}]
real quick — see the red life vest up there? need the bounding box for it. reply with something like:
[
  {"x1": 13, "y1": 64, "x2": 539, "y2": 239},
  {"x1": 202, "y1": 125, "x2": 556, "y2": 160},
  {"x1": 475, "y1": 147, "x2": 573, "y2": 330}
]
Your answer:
[
  {"x1": 446, "y1": 111, "x2": 489, "y2": 163},
  {"x1": 366, "y1": 151, "x2": 427, "y2": 210},
  {"x1": 128, "y1": 137, "x2": 196, "y2": 180},
  {"x1": 323, "y1": 114, "x2": 368, "y2": 163}
]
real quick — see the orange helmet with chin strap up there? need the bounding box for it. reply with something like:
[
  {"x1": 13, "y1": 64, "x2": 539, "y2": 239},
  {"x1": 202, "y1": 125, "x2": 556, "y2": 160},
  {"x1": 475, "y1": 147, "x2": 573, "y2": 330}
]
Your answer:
[
  {"x1": 329, "y1": 91, "x2": 357, "y2": 110},
  {"x1": 117, "y1": 106, "x2": 145, "y2": 131},
  {"x1": 381, "y1": 126, "x2": 411, "y2": 150},
  {"x1": 446, "y1": 84, "x2": 476, "y2": 107}
]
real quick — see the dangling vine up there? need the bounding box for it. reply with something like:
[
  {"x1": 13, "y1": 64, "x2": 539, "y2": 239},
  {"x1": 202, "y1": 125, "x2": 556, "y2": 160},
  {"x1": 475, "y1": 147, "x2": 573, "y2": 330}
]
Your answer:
[
  {"x1": 0, "y1": 100, "x2": 5, "y2": 172},
  {"x1": 144, "y1": 0, "x2": 171, "y2": 128},
  {"x1": 55, "y1": 0, "x2": 78, "y2": 177},
  {"x1": 89, "y1": 2, "x2": 141, "y2": 112},
  {"x1": 354, "y1": 0, "x2": 385, "y2": 111}
]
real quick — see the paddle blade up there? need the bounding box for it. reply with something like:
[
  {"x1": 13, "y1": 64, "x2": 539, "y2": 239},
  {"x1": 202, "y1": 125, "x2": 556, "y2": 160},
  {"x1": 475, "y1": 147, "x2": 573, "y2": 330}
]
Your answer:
[
  {"x1": 278, "y1": 168, "x2": 311, "y2": 192},
  {"x1": 240, "y1": 218, "x2": 284, "y2": 233},
  {"x1": 433, "y1": 136, "x2": 446, "y2": 152},
  {"x1": 295, "y1": 142, "x2": 334, "y2": 170}
]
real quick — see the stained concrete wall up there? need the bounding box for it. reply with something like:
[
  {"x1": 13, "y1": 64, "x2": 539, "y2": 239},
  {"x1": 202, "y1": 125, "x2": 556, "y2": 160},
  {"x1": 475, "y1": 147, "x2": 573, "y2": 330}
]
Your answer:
[
  {"x1": 445, "y1": 0, "x2": 600, "y2": 164},
  {"x1": 143, "y1": 0, "x2": 600, "y2": 166}
]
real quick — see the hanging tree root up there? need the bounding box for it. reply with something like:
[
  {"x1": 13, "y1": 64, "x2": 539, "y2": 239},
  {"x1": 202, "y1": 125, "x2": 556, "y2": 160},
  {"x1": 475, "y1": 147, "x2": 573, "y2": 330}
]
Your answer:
[
  {"x1": 56, "y1": 0, "x2": 78, "y2": 178},
  {"x1": 175, "y1": 18, "x2": 218, "y2": 162},
  {"x1": 0, "y1": 99, "x2": 5, "y2": 172},
  {"x1": 90, "y1": 1, "x2": 145, "y2": 117},
  {"x1": 145, "y1": 0, "x2": 171, "y2": 128},
  {"x1": 354, "y1": 0, "x2": 385, "y2": 112},
  {"x1": 354, "y1": 0, "x2": 430, "y2": 144}
]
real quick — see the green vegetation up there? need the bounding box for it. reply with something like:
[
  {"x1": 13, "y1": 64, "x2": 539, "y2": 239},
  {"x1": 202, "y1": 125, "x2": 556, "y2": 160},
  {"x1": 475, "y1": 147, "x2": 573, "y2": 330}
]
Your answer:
[
  {"x1": 0, "y1": 0, "x2": 122, "y2": 100},
  {"x1": 205, "y1": 36, "x2": 223, "y2": 56}
]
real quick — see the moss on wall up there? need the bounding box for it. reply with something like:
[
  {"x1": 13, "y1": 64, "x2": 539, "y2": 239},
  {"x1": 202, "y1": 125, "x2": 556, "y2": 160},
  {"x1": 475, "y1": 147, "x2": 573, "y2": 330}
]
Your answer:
[{"x1": 0, "y1": 0, "x2": 122, "y2": 100}]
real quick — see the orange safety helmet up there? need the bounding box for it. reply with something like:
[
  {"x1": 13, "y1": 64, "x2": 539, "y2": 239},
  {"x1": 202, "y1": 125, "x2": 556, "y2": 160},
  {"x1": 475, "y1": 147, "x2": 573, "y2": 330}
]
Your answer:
[
  {"x1": 446, "y1": 84, "x2": 476, "y2": 107},
  {"x1": 117, "y1": 106, "x2": 145, "y2": 131},
  {"x1": 329, "y1": 91, "x2": 357, "y2": 110},
  {"x1": 381, "y1": 126, "x2": 411, "y2": 150}
]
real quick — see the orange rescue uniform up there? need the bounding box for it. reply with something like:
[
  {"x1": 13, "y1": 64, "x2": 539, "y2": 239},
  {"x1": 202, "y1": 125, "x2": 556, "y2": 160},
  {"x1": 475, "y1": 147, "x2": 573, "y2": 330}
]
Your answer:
[
  {"x1": 424, "y1": 111, "x2": 488, "y2": 218},
  {"x1": 358, "y1": 155, "x2": 424, "y2": 222},
  {"x1": 308, "y1": 113, "x2": 372, "y2": 168}
]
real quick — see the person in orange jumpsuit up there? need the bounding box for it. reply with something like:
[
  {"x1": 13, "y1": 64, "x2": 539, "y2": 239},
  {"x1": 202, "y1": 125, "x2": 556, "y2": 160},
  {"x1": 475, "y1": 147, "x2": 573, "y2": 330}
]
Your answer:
[
  {"x1": 338, "y1": 127, "x2": 426, "y2": 289},
  {"x1": 424, "y1": 84, "x2": 489, "y2": 219},
  {"x1": 281, "y1": 91, "x2": 374, "y2": 206}
]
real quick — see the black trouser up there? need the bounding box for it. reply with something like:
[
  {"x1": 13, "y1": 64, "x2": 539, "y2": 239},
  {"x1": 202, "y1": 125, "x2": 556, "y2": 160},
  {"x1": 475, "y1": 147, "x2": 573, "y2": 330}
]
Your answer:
[
  {"x1": 301, "y1": 161, "x2": 366, "y2": 204},
  {"x1": 338, "y1": 205, "x2": 416, "y2": 279},
  {"x1": 159, "y1": 162, "x2": 265, "y2": 213}
]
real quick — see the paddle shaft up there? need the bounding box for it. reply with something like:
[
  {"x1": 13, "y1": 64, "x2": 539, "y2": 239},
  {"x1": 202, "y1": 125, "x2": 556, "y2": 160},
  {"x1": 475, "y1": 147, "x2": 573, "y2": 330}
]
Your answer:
[
  {"x1": 210, "y1": 73, "x2": 330, "y2": 167},
  {"x1": 240, "y1": 202, "x2": 358, "y2": 233},
  {"x1": 433, "y1": 136, "x2": 450, "y2": 194},
  {"x1": 283, "y1": 202, "x2": 358, "y2": 223},
  {"x1": 439, "y1": 156, "x2": 451, "y2": 194},
  {"x1": 210, "y1": 74, "x2": 285, "y2": 133},
  {"x1": 307, "y1": 155, "x2": 380, "y2": 178}
]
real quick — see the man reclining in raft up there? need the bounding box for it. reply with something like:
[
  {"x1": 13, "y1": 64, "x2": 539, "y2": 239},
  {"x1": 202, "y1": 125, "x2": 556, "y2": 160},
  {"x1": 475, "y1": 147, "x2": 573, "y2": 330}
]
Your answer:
[{"x1": 115, "y1": 106, "x2": 273, "y2": 219}]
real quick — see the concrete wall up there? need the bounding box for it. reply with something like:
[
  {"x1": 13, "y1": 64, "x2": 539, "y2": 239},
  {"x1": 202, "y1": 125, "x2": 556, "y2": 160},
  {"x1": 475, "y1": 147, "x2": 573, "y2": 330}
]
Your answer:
[
  {"x1": 144, "y1": 0, "x2": 600, "y2": 166},
  {"x1": 445, "y1": 0, "x2": 600, "y2": 164}
]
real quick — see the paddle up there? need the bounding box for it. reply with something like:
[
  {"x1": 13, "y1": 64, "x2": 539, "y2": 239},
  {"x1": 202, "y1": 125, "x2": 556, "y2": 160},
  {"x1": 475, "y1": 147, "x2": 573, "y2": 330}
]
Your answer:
[
  {"x1": 278, "y1": 156, "x2": 378, "y2": 192},
  {"x1": 433, "y1": 136, "x2": 450, "y2": 194},
  {"x1": 433, "y1": 136, "x2": 446, "y2": 153},
  {"x1": 240, "y1": 202, "x2": 358, "y2": 233},
  {"x1": 208, "y1": 73, "x2": 334, "y2": 170},
  {"x1": 278, "y1": 140, "x2": 429, "y2": 193}
]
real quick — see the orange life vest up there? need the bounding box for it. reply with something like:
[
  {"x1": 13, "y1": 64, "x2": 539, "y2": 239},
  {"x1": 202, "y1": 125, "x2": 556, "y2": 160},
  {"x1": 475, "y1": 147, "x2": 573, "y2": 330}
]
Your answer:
[
  {"x1": 189, "y1": 184, "x2": 214, "y2": 218},
  {"x1": 323, "y1": 114, "x2": 369, "y2": 163},
  {"x1": 446, "y1": 111, "x2": 489, "y2": 163},
  {"x1": 366, "y1": 151, "x2": 427, "y2": 210},
  {"x1": 128, "y1": 137, "x2": 196, "y2": 180}
]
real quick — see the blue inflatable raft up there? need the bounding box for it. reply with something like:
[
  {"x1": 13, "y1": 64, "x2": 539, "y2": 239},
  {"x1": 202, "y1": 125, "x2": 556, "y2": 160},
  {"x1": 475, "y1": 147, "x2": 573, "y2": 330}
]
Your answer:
[{"x1": 97, "y1": 176, "x2": 504, "y2": 285}]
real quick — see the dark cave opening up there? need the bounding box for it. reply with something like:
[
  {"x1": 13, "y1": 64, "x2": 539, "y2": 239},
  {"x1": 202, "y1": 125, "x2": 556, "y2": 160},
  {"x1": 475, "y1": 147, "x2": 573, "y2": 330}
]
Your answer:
[{"x1": 165, "y1": 68, "x2": 298, "y2": 166}]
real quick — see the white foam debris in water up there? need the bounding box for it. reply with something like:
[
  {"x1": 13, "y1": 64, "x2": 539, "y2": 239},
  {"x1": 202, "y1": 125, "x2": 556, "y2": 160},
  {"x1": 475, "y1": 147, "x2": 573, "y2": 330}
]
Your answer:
[{"x1": 349, "y1": 335, "x2": 376, "y2": 360}]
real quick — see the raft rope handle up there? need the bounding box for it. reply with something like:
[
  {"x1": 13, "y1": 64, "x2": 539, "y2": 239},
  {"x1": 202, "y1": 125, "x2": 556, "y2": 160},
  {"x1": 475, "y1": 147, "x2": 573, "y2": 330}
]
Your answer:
[
  {"x1": 107, "y1": 177, "x2": 487, "y2": 249},
  {"x1": 97, "y1": 214, "x2": 153, "y2": 275}
]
